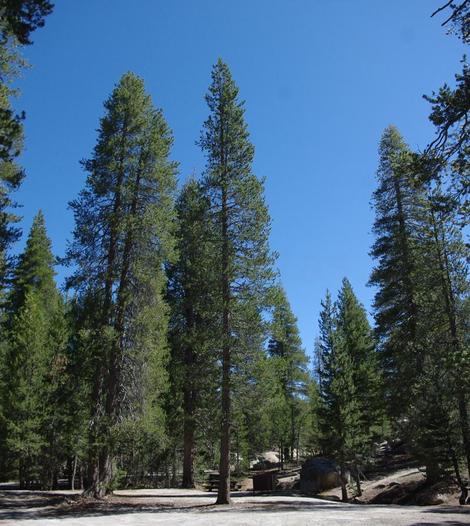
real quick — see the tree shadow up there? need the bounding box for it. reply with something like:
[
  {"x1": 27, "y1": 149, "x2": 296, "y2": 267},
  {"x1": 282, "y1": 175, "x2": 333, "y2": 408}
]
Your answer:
[{"x1": 1, "y1": 489, "x2": 469, "y2": 523}]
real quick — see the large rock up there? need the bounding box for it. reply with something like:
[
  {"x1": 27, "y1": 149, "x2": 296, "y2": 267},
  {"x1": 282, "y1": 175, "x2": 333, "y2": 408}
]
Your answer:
[
  {"x1": 299, "y1": 457, "x2": 342, "y2": 495},
  {"x1": 250, "y1": 451, "x2": 280, "y2": 470}
]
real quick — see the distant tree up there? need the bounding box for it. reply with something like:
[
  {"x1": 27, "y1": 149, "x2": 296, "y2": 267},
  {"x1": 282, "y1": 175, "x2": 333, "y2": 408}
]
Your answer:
[
  {"x1": 8, "y1": 210, "x2": 56, "y2": 313},
  {"x1": 316, "y1": 290, "x2": 354, "y2": 501},
  {"x1": 316, "y1": 281, "x2": 380, "y2": 500},
  {"x1": 335, "y1": 278, "x2": 381, "y2": 496},
  {"x1": 198, "y1": 59, "x2": 276, "y2": 504},
  {"x1": 65, "y1": 73, "x2": 177, "y2": 498},
  {"x1": 1, "y1": 211, "x2": 65, "y2": 488},
  {"x1": 267, "y1": 286, "x2": 309, "y2": 464}
]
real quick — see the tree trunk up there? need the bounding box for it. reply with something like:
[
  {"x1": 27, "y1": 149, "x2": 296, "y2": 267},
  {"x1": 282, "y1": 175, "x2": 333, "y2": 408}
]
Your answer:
[
  {"x1": 86, "y1": 448, "x2": 113, "y2": 498},
  {"x1": 354, "y1": 466, "x2": 362, "y2": 497},
  {"x1": 340, "y1": 462, "x2": 348, "y2": 502},
  {"x1": 171, "y1": 447, "x2": 178, "y2": 487},
  {"x1": 71, "y1": 455, "x2": 78, "y2": 491},
  {"x1": 182, "y1": 417, "x2": 195, "y2": 488},
  {"x1": 182, "y1": 306, "x2": 196, "y2": 488},
  {"x1": 216, "y1": 185, "x2": 231, "y2": 505},
  {"x1": 457, "y1": 395, "x2": 470, "y2": 480}
]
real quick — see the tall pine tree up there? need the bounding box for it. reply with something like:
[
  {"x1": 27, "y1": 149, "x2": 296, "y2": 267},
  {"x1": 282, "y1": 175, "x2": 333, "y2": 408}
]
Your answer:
[
  {"x1": 65, "y1": 72, "x2": 177, "y2": 497},
  {"x1": 369, "y1": 126, "x2": 422, "y2": 416},
  {"x1": 166, "y1": 179, "x2": 219, "y2": 488},
  {"x1": 199, "y1": 59, "x2": 275, "y2": 504}
]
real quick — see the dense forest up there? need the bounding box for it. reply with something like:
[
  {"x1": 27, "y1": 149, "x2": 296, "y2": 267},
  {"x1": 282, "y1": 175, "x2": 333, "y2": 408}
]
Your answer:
[{"x1": 0, "y1": 0, "x2": 469, "y2": 507}]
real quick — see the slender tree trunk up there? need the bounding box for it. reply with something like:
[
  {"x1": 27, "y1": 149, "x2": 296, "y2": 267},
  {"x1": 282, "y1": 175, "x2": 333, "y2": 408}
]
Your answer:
[
  {"x1": 182, "y1": 303, "x2": 196, "y2": 488},
  {"x1": 457, "y1": 396, "x2": 470, "y2": 481},
  {"x1": 217, "y1": 185, "x2": 231, "y2": 505},
  {"x1": 340, "y1": 461, "x2": 348, "y2": 502},
  {"x1": 71, "y1": 455, "x2": 78, "y2": 491},
  {"x1": 171, "y1": 447, "x2": 178, "y2": 487},
  {"x1": 354, "y1": 465, "x2": 362, "y2": 497},
  {"x1": 182, "y1": 396, "x2": 195, "y2": 487},
  {"x1": 290, "y1": 404, "x2": 295, "y2": 462},
  {"x1": 448, "y1": 436, "x2": 468, "y2": 504}
]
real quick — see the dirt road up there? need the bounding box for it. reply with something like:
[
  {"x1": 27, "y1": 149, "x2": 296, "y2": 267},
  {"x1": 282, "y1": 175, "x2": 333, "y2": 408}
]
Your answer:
[{"x1": 1, "y1": 488, "x2": 469, "y2": 525}]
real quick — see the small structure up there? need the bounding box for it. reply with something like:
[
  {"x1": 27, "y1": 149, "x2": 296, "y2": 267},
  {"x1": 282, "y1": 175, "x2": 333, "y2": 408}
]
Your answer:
[{"x1": 252, "y1": 469, "x2": 279, "y2": 493}]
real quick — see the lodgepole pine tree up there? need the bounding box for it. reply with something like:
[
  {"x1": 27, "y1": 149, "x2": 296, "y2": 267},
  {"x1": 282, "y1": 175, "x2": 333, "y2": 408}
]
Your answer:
[
  {"x1": 267, "y1": 286, "x2": 309, "y2": 463},
  {"x1": 1, "y1": 211, "x2": 65, "y2": 487},
  {"x1": 198, "y1": 59, "x2": 275, "y2": 504},
  {"x1": 416, "y1": 185, "x2": 470, "y2": 482},
  {"x1": 315, "y1": 290, "x2": 353, "y2": 501},
  {"x1": 167, "y1": 179, "x2": 219, "y2": 488},
  {"x1": 335, "y1": 278, "x2": 381, "y2": 496},
  {"x1": 66, "y1": 73, "x2": 177, "y2": 498},
  {"x1": 316, "y1": 282, "x2": 380, "y2": 500},
  {"x1": 369, "y1": 126, "x2": 423, "y2": 416}
]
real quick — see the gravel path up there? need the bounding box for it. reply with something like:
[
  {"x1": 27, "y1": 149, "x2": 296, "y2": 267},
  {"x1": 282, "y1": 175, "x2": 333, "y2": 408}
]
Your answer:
[{"x1": 1, "y1": 488, "x2": 469, "y2": 525}]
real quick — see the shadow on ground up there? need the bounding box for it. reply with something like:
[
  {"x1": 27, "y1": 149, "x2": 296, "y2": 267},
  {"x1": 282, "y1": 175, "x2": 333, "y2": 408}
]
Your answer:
[{"x1": 1, "y1": 489, "x2": 470, "y2": 525}]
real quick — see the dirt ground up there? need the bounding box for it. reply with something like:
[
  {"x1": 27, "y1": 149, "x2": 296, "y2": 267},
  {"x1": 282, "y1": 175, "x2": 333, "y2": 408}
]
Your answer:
[
  {"x1": 320, "y1": 467, "x2": 447, "y2": 503},
  {"x1": 1, "y1": 488, "x2": 470, "y2": 526}
]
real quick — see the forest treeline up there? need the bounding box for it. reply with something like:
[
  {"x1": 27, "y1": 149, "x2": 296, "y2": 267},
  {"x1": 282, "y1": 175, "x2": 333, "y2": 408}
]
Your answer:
[{"x1": 0, "y1": 0, "x2": 469, "y2": 505}]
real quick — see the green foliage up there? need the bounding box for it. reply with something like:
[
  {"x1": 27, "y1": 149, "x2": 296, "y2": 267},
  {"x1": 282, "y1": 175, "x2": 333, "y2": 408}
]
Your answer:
[
  {"x1": 369, "y1": 126, "x2": 423, "y2": 415},
  {"x1": 65, "y1": 72, "x2": 177, "y2": 496},
  {"x1": 0, "y1": 212, "x2": 67, "y2": 487},
  {"x1": 0, "y1": 0, "x2": 53, "y2": 290},
  {"x1": 266, "y1": 286, "x2": 310, "y2": 461},
  {"x1": 198, "y1": 59, "x2": 276, "y2": 502},
  {"x1": 166, "y1": 179, "x2": 219, "y2": 484},
  {"x1": 315, "y1": 281, "x2": 381, "y2": 497},
  {"x1": 0, "y1": 0, "x2": 54, "y2": 44}
]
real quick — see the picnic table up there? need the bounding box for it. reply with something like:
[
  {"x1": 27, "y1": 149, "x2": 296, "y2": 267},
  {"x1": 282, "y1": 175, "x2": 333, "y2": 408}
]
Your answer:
[{"x1": 203, "y1": 471, "x2": 242, "y2": 492}]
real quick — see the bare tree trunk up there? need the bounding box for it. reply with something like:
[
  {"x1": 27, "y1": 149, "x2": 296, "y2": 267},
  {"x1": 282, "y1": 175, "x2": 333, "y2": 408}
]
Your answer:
[
  {"x1": 182, "y1": 414, "x2": 195, "y2": 488},
  {"x1": 71, "y1": 455, "x2": 78, "y2": 491},
  {"x1": 340, "y1": 462, "x2": 348, "y2": 502},
  {"x1": 217, "y1": 185, "x2": 231, "y2": 505},
  {"x1": 354, "y1": 465, "x2": 362, "y2": 497},
  {"x1": 182, "y1": 307, "x2": 196, "y2": 488}
]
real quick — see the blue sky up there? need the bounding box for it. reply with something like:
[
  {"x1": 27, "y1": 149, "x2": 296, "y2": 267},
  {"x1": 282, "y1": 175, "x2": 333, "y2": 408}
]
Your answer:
[{"x1": 13, "y1": 0, "x2": 466, "y2": 357}]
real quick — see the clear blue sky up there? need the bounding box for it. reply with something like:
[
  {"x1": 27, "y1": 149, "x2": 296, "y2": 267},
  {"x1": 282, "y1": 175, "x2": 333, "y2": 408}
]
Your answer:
[{"x1": 13, "y1": 0, "x2": 466, "y2": 358}]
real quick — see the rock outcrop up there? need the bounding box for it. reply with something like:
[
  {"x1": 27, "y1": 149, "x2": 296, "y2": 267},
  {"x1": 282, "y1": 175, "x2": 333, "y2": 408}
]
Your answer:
[{"x1": 299, "y1": 457, "x2": 341, "y2": 495}]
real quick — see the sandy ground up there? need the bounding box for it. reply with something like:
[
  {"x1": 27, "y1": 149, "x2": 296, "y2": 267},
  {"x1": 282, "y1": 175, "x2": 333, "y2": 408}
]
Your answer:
[{"x1": 1, "y1": 488, "x2": 470, "y2": 526}]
